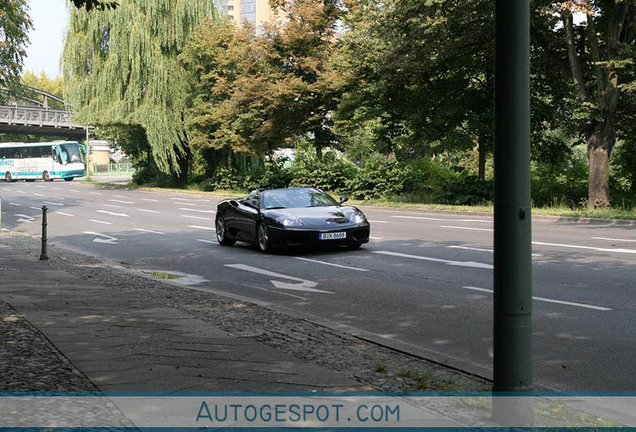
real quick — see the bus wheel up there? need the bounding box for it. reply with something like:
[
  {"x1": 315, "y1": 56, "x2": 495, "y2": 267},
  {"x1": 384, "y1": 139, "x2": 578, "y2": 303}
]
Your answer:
[
  {"x1": 64, "y1": 177, "x2": 74, "y2": 181},
  {"x1": 25, "y1": 179, "x2": 36, "y2": 182},
  {"x1": 4, "y1": 172, "x2": 14, "y2": 182},
  {"x1": 42, "y1": 171, "x2": 53, "y2": 182}
]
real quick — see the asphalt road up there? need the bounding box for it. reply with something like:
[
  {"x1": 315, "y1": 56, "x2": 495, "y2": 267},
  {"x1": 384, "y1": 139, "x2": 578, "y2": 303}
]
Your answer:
[{"x1": 1, "y1": 180, "x2": 635, "y2": 391}]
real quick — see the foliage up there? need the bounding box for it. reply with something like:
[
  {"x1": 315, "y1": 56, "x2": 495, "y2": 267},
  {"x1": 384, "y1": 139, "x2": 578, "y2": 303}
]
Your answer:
[
  {"x1": 71, "y1": 0, "x2": 119, "y2": 11},
  {"x1": 0, "y1": 0, "x2": 32, "y2": 92},
  {"x1": 199, "y1": 157, "x2": 293, "y2": 192},
  {"x1": 20, "y1": 71, "x2": 64, "y2": 108},
  {"x1": 62, "y1": 0, "x2": 219, "y2": 175},
  {"x1": 290, "y1": 151, "x2": 357, "y2": 191}
]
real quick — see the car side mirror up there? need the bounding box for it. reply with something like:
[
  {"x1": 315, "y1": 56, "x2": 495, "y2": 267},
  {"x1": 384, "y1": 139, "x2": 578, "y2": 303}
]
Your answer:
[{"x1": 339, "y1": 196, "x2": 348, "y2": 204}]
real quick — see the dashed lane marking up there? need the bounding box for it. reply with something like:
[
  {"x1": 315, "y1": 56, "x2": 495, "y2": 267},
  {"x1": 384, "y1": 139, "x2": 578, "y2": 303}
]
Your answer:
[
  {"x1": 89, "y1": 192, "x2": 102, "y2": 195},
  {"x1": 178, "y1": 208, "x2": 216, "y2": 213},
  {"x1": 188, "y1": 225, "x2": 215, "y2": 231},
  {"x1": 89, "y1": 219, "x2": 113, "y2": 225},
  {"x1": 141, "y1": 198, "x2": 159, "y2": 202},
  {"x1": 138, "y1": 209, "x2": 160, "y2": 214},
  {"x1": 533, "y1": 241, "x2": 636, "y2": 255},
  {"x1": 369, "y1": 236, "x2": 383, "y2": 240},
  {"x1": 373, "y1": 250, "x2": 493, "y2": 269},
  {"x1": 97, "y1": 210, "x2": 129, "y2": 217},
  {"x1": 440, "y1": 225, "x2": 494, "y2": 232},
  {"x1": 8, "y1": 202, "x2": 20, "y2": 206},
  {"x1": 196, "y1": 239, "x2": 216, "y2": 244},
  {"x1": 103, "y1": 204, "x2": 121, "y2": 208},
  {"x1": 368, "y1": 220, "x2": 388, "y2": 223},
  {"x1": 463, "y1": 286, "x2": 612, "y2": 311},
  {"x1": 182, "y1": 215, "x2": 211, "y2": 220},
  {"x1": 294, "y1": 257, "x2": 369, "y2": 272},
  {"x1": 43, "y1": 201, "x2": 64, "y2": 206},
  {"x1": 109, "y1": 199, "x2": 135, "y2": 204},
  {"x1": 56, "y1": 212, "x2": 74, "y2": 217},
  {"x1": 34, "y1": 193, "x2": 45, "y2": 197},
  {"x1": 448, "y1": 245, "x2": 542, "y2": 257},
  {"x1": 392, "y1": 215, "x2": 446, "y2": 221},
  {"x1": 134, "y1": 228, "x2": 165, "y2": 235}
]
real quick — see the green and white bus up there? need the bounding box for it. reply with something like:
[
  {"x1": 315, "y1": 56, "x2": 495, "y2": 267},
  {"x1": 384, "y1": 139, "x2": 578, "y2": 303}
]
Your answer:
[{"x1": 0, "y1": 141, "x2": 86, "y2": 182}]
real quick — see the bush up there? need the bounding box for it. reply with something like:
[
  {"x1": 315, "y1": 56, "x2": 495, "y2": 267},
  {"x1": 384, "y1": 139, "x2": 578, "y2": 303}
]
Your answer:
[
  {"x1": 439, "y1": 176, "x2": 494, "y2": 205},
  {"x1": 199, "y1": 157, "x2": 293, "y2": 192},
  {"x1": 531, "y1": 158, "x2": 588, "y2": 208},
  {"x1": 290, "y1": 151, "x2": 357, "y2": 191}
]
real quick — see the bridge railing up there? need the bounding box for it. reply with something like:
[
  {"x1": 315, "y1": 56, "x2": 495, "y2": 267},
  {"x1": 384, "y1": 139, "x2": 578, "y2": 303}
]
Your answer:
[{"x1": 0, "y1": 106, "x2": 83, "y2": 129}]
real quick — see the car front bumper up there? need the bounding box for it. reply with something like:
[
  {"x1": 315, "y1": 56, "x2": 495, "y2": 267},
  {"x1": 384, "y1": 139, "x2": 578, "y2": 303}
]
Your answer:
[{"x1": 267, "y1": 224, "x2": 370, "y2": 247}]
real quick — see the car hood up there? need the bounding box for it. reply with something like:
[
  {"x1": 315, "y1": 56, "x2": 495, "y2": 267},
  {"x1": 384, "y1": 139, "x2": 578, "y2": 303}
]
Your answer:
[{"x1": 263, "y1": 206, "x2": 364, "y2": 229}]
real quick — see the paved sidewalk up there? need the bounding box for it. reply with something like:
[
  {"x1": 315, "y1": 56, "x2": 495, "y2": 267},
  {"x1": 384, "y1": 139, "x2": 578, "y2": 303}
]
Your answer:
[{"x1": 0, "y1": 237, "x2": 368, "y2": 393}]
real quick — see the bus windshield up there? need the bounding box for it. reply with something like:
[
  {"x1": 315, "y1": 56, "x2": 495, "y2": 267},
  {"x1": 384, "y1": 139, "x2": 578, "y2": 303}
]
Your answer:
[{"x1": 58, "y1": 143, "x2": 84, "y2": 165}]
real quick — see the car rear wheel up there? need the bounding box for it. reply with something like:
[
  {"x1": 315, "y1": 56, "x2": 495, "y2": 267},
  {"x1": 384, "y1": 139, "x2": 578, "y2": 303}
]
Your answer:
[
  {"x1": 215, "y1": 215, "x2": 236, "y2": 246},
  {"x1": 257, "y1": 223, "x2": 275, "y2": 253}
]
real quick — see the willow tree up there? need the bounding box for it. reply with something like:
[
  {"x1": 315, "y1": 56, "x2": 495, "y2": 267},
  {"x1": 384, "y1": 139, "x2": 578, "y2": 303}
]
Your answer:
[{"x1": 62, "y1": 0, "x2": 218, "y2": 178}]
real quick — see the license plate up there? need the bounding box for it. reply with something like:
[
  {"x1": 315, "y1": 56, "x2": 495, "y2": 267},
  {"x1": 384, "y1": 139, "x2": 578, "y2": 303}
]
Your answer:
[{"x1": 320, "y1": 232, "x2": 347, "y2": 240}]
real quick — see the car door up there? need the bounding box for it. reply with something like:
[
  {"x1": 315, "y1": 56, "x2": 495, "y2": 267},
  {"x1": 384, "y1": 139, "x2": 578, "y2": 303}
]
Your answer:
[{"x1": 235, "y1": 191, "x2": 261, "y2": 242}]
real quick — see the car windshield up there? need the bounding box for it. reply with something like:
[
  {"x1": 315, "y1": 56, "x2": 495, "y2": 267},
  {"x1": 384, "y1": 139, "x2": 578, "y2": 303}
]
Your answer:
[
  {"x1": 262, "y1": 189, "x2": 338, "y2": 210},
  {"x1": 58, "y1": 143, "x2": 84, "y2": 165}
]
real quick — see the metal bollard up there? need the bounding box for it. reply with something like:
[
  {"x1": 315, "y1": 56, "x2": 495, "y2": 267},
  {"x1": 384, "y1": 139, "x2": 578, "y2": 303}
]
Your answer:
[{"x1": 40, "y1": 205, "x2": 48, "y2": 260}]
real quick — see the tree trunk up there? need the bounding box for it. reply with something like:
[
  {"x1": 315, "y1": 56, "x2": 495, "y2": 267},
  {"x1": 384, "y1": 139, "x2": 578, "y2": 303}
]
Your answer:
[
  {"x1": 315, "y1": 145, "x2": 322, "y2": 160},
  {"x1": 478, "y1": 133, "x2": 487, "y2": 182},
  {"x1": 227, "y1": 148, "x2": 233, "y2": 170},
  {"x1": 587, "y1": 118, "x2": 615, "y2": 208}
]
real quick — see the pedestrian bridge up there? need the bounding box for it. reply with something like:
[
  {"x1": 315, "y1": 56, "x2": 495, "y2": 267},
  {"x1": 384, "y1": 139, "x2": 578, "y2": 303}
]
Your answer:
[{"x1": 0, "y1": 85, "x2": 86, "y2": 139}]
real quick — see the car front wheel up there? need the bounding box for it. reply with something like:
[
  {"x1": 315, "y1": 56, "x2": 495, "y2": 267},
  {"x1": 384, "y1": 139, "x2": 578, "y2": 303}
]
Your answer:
[
  {"x1": 216, "y1": 215, "x2": 236, "y2": 246},
  {"x1": 257, "y1": 223, "x2": 275, "y2": 253}
]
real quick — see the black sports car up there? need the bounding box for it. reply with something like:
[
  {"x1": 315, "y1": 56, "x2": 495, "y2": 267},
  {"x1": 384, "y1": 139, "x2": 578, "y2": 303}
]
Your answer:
[{"x1": 215, "y1": 187, "x2": 370, "y2": 252}]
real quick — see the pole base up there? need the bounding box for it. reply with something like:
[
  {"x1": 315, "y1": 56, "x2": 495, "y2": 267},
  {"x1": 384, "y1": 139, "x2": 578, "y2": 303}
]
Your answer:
[{"x1": 39, "y1": 255, "x2": 48, "y2": 261}]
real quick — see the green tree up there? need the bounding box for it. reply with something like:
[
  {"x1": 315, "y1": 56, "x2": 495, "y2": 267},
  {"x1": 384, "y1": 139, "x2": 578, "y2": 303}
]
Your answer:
[
  {"x1": 21, "y1": 70, "x2": 64, "y2": 108},
  {"x1": 532, "y1": 0, "x2": 636, "y2": 207},
  {"x1": 0, "y1": 0, "x2": 32, "y2": 92},
  {"x1": 335, "y1": 0, "x2": 495, "y2": 179},
  {"x1": 62, "y1": 0, "x2": 218, "y2": 182}
]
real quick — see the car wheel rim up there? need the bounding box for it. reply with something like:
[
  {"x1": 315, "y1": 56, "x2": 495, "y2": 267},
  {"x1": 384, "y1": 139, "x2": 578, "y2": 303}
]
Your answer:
[
  {"x1": 216, "y1": 218, "x2": 225, "y2": 241},
  {"x1": 258, "y1": 225, "x2": 268, "y2": 251}
]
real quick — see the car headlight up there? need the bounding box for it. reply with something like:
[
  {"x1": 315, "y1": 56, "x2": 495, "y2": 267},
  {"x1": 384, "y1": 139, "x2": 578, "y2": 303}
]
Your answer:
[
  {"x1": 349, "y1": 211, "x2": 367, "y2": 224},
  {"x1": 280, "y1": 216, "x2": 303, "y2": 227}
]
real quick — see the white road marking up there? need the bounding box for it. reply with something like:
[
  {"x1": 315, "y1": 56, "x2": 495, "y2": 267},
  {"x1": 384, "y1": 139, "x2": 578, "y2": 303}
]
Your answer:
[
  {"x1": 225, "y1": 264, "x2": 333, "y2": 294},
  {"x1": 89, "y1": 192, "x2": 102, "y2": 195},
  {"x1": 532, "y1": 241, "x2": 636, "y2": 254},
  {"x1": 463, "y1": 286, "x2": 612, "y2": 311},
  {"x1": 89, "y1": 219, "x2": 113, "y2": 225},
  {"x1": 171, "y1": 197, "x2": 210, "y2": 202},
  {"x1": 295, "y1": 257, "x2": 369, "y2": 272},
  {"x1": 109, "y1": 199, "x2": 134, "y2": 204},
  {"x1": 114, "y1": 195, "x2": 128, "y2": 198},
  {"x1": 43, "y1": 201, "x2": 64, "y2": 206},
  {"x1": 15, "y1": 214, "x2": 35, "y2": 223},
  {"x1": 52, "y1": 187, "x2": 61, "y2": 190},
  {"x1": 56, "y1": 212, "x2": 74, "y2": 217},
  {"x1": 16, "y1": 190, "x2": 26, "y2": 194},
  {"x1": 141, "y1": 198, "x2": 159, "y2": 202},
  {"x1": 103, "y1": 204, "x2": 122, "y2": 208},
  {"x1": 449, "y1": 245, "x2": 542, "y2": 257},
  {"x1": 449, "y1": 245, "x2": 493, "y2": 253},
  {"x1": 2, "y1": 188, "x2": 10, "y2": 191},
  {"x1": 178, "y1": 208, "x2": 216, "y2": 214},
  {"x1": 82, "y1": 231, "x2": 118, "y2": 244},
  {"x1": 8, "y1": 202, "x2": 20, "y2": 206},
  {"x1": 457, "y1": 219, "x2": 492, "y2": 223},
  {"x1": 34, "y1": 193, "x2": 45, "y2": 197},
  {"x1": 373, "y1": 250, "x2": 493, "y2": 269},
  {"x1": 97, "y1": 210, "x2": 129, "y2": 217},
  {"x1": 196, "y1": 239, "x2": 217, "y2": 244},
  {"x1": 368, "y1": 220, "x2": 388, "y2": 224},
  {"x1": 77, "y1": 200, "x2": 91, "y2": 204},
  {"x1": 440, "y1": 225, "x2": 494, "y2": 232},
  {"x1": 592, "y1": 236, "x2": 636, "y2": 243},
  {"x1": 69, "y1": 189, "x2": 80, "y2": 193},
  {"x1": 182, "y1": 215, "x2": 211, "y2": 221},
  {"x1": 369, "y1": 236, "x2": 383, "y2": 240},
  {"x1": 138, "y1": 209, "x2": 160, "y2": 214},
  {"x1": 187, "y1": 225, "x2": 215, "y2": 231},
  {"x1": 134, "y1": 228, "x2": 165, "y2": 235},
  {"x1": 176, "y1": 202, "x2": 197, "y2": 206},
  {"x1": 29, "y1": 207, "x2": 41, "y2": 211},
  {"x1": 392, "y1": 215, "x2": 446, "y2": 221},
  {"x1": 36, "y1": 185, "x2": 45, "y2": 189}
]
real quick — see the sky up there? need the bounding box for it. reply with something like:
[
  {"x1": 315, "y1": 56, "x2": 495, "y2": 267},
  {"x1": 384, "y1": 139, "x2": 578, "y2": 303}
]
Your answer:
[{"x1": 23, "y1": 0, "x2": 69, "y2": 78}]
